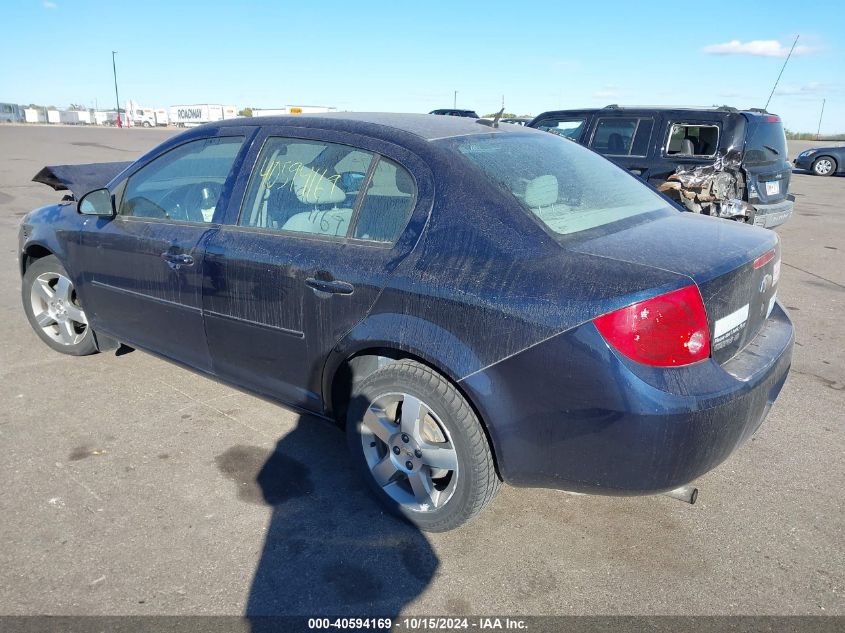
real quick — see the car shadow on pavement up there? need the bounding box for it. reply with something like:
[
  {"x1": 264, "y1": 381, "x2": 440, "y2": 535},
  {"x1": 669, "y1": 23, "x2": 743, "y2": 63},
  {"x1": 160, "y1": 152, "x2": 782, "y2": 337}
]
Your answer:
[{"x1": 214, "y1": 401, "x2": 438, "y2": 626}]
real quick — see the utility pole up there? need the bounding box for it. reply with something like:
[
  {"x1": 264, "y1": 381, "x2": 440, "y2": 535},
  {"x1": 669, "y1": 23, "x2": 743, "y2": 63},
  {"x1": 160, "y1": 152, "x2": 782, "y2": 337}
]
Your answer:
[
  {"x1": 112, "y1": 51, "x2": 121, "y2": 127},
  {"x1": 816, "y1": 99, "x2": 826, "y2": 141},
  {"x1": 453, "y1": 90, "x2": 457, "y2": 109}
]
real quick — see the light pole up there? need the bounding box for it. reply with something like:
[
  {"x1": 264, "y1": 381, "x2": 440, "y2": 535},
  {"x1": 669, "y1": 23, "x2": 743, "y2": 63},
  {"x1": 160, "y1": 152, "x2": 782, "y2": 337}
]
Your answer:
[
  {"x1": 112, "y1": 51, "x2": 121, "y2": 127},
  {"x1": 453, "y1": 90, "x2": 457, "y2": 109}
]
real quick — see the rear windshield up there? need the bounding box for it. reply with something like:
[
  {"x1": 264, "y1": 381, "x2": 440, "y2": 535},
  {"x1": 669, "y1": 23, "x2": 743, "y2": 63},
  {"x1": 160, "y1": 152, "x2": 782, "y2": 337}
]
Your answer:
[
  {"x1": 447, "y1": 133, "x2": 671, "y2": 235},
  {"x1": 744, "y1": 118, "x2": 788, "y2": 165}
]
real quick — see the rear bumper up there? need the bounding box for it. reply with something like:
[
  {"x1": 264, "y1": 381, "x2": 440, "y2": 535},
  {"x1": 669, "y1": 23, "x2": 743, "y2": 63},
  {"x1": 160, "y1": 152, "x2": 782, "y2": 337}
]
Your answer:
[
  {"x1": 751, "y1": 195, "x2": 794, "y2": 228},
  {"x1": 459, "y1": 302, "x2": 794, "y2": 495}
]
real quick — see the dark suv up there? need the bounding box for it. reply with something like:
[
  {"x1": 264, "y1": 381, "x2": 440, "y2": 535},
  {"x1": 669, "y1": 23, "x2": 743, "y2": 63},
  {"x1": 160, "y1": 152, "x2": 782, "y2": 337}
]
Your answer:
[
  {"x1": 528, "y1": 106, "x2": 794, "y2": 228},
  {"x1": 429, "y1": 108, "x2": 480, "y2": 118}
]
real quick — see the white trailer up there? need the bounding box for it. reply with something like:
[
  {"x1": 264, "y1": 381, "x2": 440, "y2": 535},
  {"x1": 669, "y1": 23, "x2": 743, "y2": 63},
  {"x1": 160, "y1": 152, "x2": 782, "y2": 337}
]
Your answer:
[
  {"x1": 47, "y1": 110, "x2": 61, "y2": 124},
  {"x1": 59, "y1": 110, "x2": 90, "y2": 124},
  {"x1": 169, "y1": 104, "x2": 238, "y2": 127},
  {"x1": 253, "y1": 105, "x2": 337, "y2": 117},
  {"x1": 154, "y1": 108, "x2": 169, "y2": 126},
  {"x1": 94, "y1": 111, "x2": 118, "y2": 125},
  {"x1": 24, "y1": 108, "x2": 47, "y2": 123}
]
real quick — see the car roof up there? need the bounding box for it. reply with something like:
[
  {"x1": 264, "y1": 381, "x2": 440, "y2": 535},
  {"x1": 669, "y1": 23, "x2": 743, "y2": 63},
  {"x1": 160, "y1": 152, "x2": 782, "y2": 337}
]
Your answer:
[
  {"x1": 216, "y1": 112, "x2": 530, "y2": 141},
  {"x1": 533, "y1": 105, "x2": 774, "y2": 118}
]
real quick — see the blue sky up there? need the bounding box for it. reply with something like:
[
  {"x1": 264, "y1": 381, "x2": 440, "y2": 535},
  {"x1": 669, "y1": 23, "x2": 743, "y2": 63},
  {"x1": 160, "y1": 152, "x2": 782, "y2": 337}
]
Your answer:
[{"x1": 2, "y1": 0, "x2": 843, "y2": 133}]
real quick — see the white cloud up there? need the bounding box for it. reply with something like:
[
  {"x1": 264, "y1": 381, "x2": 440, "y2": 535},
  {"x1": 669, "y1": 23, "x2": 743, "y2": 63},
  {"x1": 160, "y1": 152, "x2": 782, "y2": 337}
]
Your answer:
[
  {"x1": 774, "y1": 82, "x2": 829, "y2": 96},
  {"x1": 593, "y1": 85, "x2": 619, "y2": 99},
  {"x1": 43, "y1": 1, "x2": 58, "y2": 8},
  {"x1": 702, "y1": 39, "x2": 815, "y2": 58},
  {"x1": 553, "y1": 60, "x2": 581, "y2": 71}
]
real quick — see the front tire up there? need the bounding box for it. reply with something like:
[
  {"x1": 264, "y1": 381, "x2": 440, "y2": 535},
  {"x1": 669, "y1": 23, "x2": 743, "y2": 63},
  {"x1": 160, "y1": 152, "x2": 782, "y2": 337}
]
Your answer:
[
  {"x1": 812, "y1": 156, "x2": 837, "y2": 176},
  {"x1": 346, "y1": 359, "x2": 500, "y2": 532},
  {"x1": 21, "y1": 255, "x2": 97, "y2": 356}
]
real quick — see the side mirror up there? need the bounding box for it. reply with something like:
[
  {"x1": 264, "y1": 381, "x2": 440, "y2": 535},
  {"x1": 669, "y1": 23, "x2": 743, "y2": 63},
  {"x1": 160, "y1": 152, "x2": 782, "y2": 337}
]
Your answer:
[{"x1": 78, "y1": 188, "x2": 115, "y2": 217}]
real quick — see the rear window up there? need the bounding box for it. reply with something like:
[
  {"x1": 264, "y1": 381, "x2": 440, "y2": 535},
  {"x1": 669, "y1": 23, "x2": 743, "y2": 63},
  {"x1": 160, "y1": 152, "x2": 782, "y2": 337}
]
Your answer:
[
  {"x1": 744, "y1": 118, "x2": 788, "y2": 165},
  {"x1": 449, "y1": 133, "x2": 671, "y2": 236},
  {"x1": 665, "y1": 123, "x2": 719, "y2": 156}
]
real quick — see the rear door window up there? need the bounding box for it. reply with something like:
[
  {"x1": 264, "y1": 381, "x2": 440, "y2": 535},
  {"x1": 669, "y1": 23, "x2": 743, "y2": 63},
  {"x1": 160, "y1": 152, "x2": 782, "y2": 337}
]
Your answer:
[
  {"x1": 590, "y1": 117, "x2": 654, "y2": 156},
  {"x1": 239, "y1": 137, "x2": 416, "y2": 243},
  {"x1": 353, "y1": 157, "x2": 416, "y2": 243}
]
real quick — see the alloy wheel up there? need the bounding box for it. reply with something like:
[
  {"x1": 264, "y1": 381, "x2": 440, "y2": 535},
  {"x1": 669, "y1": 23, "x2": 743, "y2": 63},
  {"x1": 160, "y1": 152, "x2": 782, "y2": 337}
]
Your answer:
[
  {"x1": 29, "y1": 272, "x2": 88, "y2": 346},
  {"x1": 815, "y1": 159, "x2": 833, "y2": 175},
  {"x1": 358, "y1": 392, "x2": 459, "y2": 512}
]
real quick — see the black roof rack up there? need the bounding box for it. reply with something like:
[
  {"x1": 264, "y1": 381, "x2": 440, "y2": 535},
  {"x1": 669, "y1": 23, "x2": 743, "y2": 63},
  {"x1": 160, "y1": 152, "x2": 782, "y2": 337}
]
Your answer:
[{"x1": 746, "y1": 107, "x2": 770, "y2": 114}]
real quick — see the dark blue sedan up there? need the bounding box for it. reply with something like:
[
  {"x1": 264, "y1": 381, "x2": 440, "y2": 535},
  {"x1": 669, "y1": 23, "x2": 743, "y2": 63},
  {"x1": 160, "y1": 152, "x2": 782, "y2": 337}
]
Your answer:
[
  {"x1": 18, "y1": 114, "x2": 793, "y2": 531},
  {"x1": 793, "y1": 146, "x2": 845, "y2": 176}
]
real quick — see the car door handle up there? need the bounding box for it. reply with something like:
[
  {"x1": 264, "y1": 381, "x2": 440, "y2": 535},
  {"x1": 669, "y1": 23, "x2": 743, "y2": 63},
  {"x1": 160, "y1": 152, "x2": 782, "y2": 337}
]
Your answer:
[
  {"x1": 305, "y1": 277, "x2": 354, "y2": 295},
  {"x1": 161, "y1": 252, "x2": 194, "y2": 269}
]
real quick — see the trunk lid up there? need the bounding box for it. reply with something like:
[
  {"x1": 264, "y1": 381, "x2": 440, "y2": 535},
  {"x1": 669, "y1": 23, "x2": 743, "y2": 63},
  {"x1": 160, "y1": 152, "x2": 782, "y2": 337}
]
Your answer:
[{"x1": 571, "y1": 212, "x2": 780, "y2": 364}]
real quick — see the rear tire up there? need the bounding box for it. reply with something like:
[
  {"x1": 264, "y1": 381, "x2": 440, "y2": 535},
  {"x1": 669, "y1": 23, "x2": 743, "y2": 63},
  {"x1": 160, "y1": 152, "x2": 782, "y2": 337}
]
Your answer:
[
  {"x1": 21, "y1": 255, "x2": 98, "y2": 356},
  {"x1": 812, "y1": 156, "x2": 836, "y2": 176},
  {"x1": 346, "y1": 359, "x2": 500, "y2": 532}
]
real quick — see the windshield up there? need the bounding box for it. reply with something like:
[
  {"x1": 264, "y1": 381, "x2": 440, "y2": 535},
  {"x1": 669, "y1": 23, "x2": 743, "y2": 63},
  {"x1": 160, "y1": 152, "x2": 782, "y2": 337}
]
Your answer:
[{"x1": 447, "y1": 133, "x2": 672, "y2": 235}]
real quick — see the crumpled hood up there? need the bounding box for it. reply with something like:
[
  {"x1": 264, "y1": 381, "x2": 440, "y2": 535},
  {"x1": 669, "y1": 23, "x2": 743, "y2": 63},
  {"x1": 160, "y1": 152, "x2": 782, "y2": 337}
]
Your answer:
[{"x1": 32, "y1": 162, "x2": 132, "y2": 200}]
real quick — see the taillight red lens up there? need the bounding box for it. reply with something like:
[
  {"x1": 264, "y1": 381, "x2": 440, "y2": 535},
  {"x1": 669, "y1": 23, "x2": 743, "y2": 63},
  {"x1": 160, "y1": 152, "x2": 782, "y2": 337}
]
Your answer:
[
  {"x1": 753, "y1": 249, "x2": 776, "y2": 269},
  {"x1": 593, "y1": 285, "x2": 711, "y2": 367}
]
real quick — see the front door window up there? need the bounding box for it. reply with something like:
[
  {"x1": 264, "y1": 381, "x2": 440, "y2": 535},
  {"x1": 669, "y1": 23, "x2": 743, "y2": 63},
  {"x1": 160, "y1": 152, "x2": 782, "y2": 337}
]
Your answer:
[{"x1": 119, "y1": 136, "x2": 244, "y2": 223}]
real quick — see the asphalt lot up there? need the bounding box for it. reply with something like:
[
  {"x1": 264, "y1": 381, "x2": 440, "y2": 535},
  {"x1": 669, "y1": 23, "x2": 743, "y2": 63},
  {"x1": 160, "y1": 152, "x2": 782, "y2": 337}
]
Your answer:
[{"x1": 0, "y1": 125, "x2": 842, "y2": 617}]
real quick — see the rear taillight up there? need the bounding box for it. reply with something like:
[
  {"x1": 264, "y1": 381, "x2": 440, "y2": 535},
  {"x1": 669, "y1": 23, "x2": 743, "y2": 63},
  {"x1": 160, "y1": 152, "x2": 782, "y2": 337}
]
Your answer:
[
  {"x1": 593, "y1": 285, "x2": 711, "y2": 367},
  {"x1": 765, "y1": 115, "x2": 780, "y2": 123},
  {"x1": 753, "y1": 249, "x2": 776, "y2": 269}
]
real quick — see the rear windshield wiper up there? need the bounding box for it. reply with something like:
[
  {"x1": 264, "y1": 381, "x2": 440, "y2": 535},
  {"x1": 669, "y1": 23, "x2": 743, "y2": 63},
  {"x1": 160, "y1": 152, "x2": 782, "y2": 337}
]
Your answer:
[{"x1": 763, "y1": 144, "x2": 780, "y2": 156}]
